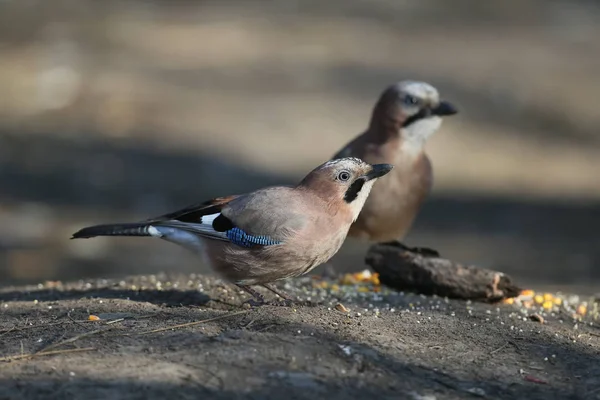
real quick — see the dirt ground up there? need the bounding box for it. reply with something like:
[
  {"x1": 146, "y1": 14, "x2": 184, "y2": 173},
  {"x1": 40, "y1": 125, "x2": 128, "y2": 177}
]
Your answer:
[
  {"x1": 1, "y1": 273, "x2": 598, "y2": 400},
  {"x1": 1, "y1": 0, "x2": 600, "y2": 290}
]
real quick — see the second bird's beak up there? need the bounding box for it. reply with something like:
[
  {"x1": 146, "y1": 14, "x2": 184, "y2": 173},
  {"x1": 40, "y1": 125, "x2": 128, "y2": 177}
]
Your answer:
[
  {"x1": 431, "y1": 101, "x2": 458, "y2": 116},
  {"x1": 363, "y1": 164, "x2": 394, "y2": 181}
]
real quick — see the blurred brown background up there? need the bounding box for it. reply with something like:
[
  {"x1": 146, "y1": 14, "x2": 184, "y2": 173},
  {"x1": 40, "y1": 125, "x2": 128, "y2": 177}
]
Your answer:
[{"x1": 0, "y1": 0, "x2": 599, "y2": 293}]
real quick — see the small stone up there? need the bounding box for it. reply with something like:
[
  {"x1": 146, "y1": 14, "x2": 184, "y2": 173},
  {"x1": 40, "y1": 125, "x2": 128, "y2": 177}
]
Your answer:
[
  {"x1": 529, "y1": 314, "x2": 544, "y2": 324},
  {"x1": 335, "y1": 303, "x2": 349, "y2": 313}
]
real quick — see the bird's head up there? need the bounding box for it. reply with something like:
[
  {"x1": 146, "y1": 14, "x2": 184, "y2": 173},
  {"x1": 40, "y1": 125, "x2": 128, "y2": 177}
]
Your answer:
[
  {"x1": 370, "y1": 80, "x2": 458, "y2": 152},
  {"x1": 300, "y1": 157, "x2": 393, "y2": 221}
]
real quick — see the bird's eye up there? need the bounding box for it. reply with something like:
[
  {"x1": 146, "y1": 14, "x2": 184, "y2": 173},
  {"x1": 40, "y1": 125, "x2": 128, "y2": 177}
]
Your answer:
[
  {"x1": 337, "y1": 170, "x2": 351, "y2": 181},
  {"x1": 403, "y1": 95, "x2": 419, "y2": 106}
]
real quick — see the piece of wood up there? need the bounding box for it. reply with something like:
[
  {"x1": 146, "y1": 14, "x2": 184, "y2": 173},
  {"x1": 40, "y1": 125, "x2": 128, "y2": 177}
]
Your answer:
[{"x1": 365, "y1": 241, "x2": 522, "y2": 302}]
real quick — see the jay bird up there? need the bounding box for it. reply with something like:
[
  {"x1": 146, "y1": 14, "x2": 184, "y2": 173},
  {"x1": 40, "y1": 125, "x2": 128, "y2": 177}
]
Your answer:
[
  {"x1": 332, "y1": 80, "x2": 458, "y2": 254},
  {"x1": 71, "y1": 157, "x2": 393, "y2": 305}
]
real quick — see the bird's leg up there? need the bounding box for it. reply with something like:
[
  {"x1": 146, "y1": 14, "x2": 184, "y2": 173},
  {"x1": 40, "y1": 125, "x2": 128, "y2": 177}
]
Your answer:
[
  {"x1": 261, "y1": 283, "x2": 296, "y2": 306},
  {"x1": 381, "y1": 240, "x2": 440, "y2": 258},
  {"x1": 235, "y1": 284, "x2": 267, "y2": 307},
  {"x1": 235, "y1": 284, "x2": 294, "y2": 307},
  {"x1": 262, "y1": 284, "x2": 320, "y2": 307}
]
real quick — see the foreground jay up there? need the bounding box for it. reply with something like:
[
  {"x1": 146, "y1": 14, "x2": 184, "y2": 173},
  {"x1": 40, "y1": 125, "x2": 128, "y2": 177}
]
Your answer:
[
  {"x1": 333, "y1": 80, "x2": 458, "y2": 251},
  {"x1": 71, "y1": 158, "x2": 392, "y2": 305}
]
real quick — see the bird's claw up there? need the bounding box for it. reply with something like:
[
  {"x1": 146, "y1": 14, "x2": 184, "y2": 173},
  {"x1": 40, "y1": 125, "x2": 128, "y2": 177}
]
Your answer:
[
  {"x1": 243, "y1": 298, "x2": 295, "y2": 308},
  {"x1": 275, "y1": 299, "x2": 295, "y2": 307},
  {"x1": 243, "y1": 298, "x2": 266, "y2": 308}
]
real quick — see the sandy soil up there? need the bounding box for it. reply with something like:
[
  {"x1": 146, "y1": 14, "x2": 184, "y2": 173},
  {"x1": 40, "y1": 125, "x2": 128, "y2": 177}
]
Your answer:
[{"x1": 1, "y1": 273, "x2": 599, "y2": 399}]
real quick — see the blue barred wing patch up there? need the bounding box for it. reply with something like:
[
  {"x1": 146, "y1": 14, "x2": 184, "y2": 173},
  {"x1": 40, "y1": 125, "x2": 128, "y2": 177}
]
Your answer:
[{"x1": 226, "y1": 227, "x2": 281, "y2": 248}]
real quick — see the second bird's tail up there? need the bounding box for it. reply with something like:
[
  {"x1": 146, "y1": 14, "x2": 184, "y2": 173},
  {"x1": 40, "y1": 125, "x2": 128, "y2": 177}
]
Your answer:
[{"x1": 71, "y1": 223, "x2": 152, "y2": 239}]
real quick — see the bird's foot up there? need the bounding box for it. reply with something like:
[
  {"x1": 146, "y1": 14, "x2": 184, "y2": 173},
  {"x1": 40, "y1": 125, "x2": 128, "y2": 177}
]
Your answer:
[
  {"x1": 267, "y1": 298, "x2": 319, "y2": 307},
  {"x1": 269, "y1": 298, "x2": 295, "y2": 307},
  {"x1": 243, "y1": 298, "x2": 294, "y2": 308},
  {"x1": 260, "y1": 283, "x2": 295, "y2": 302},
  {"x1": 236, "y1": 284, "x2": 266, "y2": 304},
  {"x1": 381, "y1": 240, "x2": 440, "y2": 258},
  {"x1": 261, "y1": 283, "x2": 316, "y2": 307},
  {"x1": 243, "y1": 298, "x2": 266, "y2": 308},
  {"x1": 237, "y1": 284, "x2": 297, "y2": 307}
]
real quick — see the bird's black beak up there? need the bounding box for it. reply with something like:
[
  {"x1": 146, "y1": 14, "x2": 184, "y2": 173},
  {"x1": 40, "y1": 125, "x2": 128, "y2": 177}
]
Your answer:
[
  {"x1": 364, "y1": 163, "x2": 394, "y2": 181},
  {"x1": 431, "y1": 100, "x2": 458, "y2": 116}
]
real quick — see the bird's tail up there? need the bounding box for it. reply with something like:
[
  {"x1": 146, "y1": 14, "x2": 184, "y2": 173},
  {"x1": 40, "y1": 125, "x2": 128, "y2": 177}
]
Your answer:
[{"x1": 71, "y1": 223, "x2": 152, "y2": 239}]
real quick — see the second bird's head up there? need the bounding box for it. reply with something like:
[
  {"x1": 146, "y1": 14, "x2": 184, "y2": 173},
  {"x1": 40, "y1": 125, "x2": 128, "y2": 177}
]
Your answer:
[
  {"x1": 372, "y1": 80, "x2": 458, "y2": 150},
  {"x1": 301, "y1": 157, "x2": 393, "y2": 221}
]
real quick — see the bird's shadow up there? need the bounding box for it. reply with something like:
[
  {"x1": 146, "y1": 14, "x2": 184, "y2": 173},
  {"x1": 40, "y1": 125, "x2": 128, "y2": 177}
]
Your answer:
[{"x1": 0, "y1": 287, "x2": 211, "y2": 307}]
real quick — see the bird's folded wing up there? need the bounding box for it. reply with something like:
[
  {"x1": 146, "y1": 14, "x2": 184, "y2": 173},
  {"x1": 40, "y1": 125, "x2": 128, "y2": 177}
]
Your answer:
[
  {"x1": 219, "y1": 188, "x2": 307, "y2": 243},
  {"x1": 147, "y1": 190, "x2": 305, "y2": 247},
  {"x1": 149, "y1": 195, "x2": 239, "y2": 223},
  {"x1": 145, "y1": 196, "x2": 238, "y2": 242}
]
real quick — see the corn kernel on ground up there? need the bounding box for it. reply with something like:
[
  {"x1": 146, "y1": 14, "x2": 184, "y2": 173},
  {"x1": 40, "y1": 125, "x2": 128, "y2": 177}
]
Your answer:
[
  {"x1": 311, "y1": 269, "x2": 596, "y2": 321},
  {"x1": 503, "y1": 289, "x2": 593, "y2": 319}
]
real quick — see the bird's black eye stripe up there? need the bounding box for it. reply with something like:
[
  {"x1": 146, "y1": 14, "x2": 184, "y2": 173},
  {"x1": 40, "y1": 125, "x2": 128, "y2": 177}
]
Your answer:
[
  {"x1": 337, "y1": 170, "x2": 351, "y2": 181},
  {"x1": 403, "y1": 95, "x2": 419, "y2": 106},
  {"x1": 402, "y1": 107, "x2": 430, "y2": 127},
  {"x1": 344, "y1": 178, "x2": 365, "y2": 203}
]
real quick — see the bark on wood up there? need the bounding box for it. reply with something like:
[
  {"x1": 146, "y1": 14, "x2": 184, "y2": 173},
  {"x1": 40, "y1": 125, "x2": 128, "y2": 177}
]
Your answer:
[{"x1": 365, "y1": 242, "x2": 522, "y2": 302}]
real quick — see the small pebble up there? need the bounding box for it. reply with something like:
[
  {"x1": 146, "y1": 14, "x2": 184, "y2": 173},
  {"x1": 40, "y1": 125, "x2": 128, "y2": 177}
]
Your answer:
[
  {"x1": 335, "y1": 303, "x2": 349, "y2": 313},
  {"x1": 529, "y1": 314, "x2": 545, "y2": 324}
]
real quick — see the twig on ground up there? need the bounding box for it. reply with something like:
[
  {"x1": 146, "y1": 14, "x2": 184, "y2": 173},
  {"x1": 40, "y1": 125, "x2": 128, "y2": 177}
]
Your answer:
[
  {"x1": 0, "y1": 326, "x2": 16, "y2": 338},
  {"x1": 242, "y1": 319, "x2": 256, "y2": 329},
  {"x1": 135, "y1": 310, "x2": 249, "y2": 335},
  {"x1": 0, "y1": 320, "x2": 91, "y2": 335},
  {"x1": 38, "y1": 322, "x2": 123, "y2": 354},
  {"x1": 490, "y1": 342, "x2": 509, "y2": 355},
  {"x1": 0, "y1": 347, "x2": 96, "y2": 362},
  {"x1": 105, "y1": 318, "x2": 125, "y2": 325}
]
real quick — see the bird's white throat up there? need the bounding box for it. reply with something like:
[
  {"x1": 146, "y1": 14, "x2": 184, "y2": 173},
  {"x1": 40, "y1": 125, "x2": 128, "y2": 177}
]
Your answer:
[
  {"x1": 349, "y1": 179, "x2": 376, "y2": 221},
  {"x1": 401, "y1": 116, "x2": 442, "y2": 155}
]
